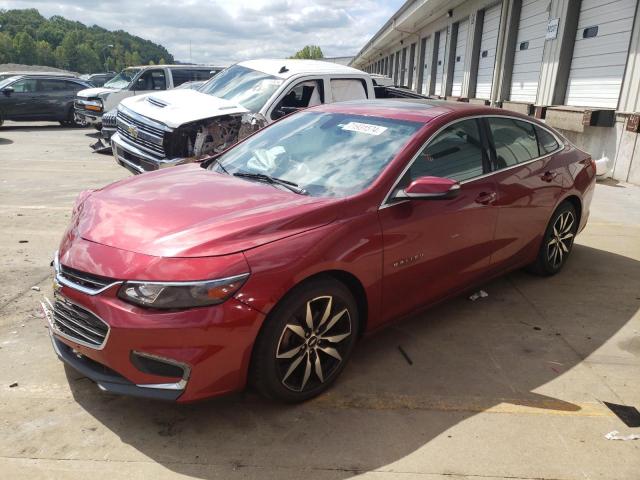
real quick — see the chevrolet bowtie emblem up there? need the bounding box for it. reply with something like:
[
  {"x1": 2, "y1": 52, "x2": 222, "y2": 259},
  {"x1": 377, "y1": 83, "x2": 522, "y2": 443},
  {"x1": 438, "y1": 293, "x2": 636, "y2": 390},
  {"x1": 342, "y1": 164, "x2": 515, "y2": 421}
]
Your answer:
[{"x1": 128, "y1": 125, "x2": 138, "y2": 139}]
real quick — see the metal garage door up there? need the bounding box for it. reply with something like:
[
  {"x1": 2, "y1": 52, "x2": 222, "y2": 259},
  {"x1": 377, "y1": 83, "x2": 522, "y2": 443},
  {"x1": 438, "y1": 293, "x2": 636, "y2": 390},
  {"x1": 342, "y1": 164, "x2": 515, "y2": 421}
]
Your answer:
[
  {"x1": 400, "y1": 47, "x2": 408, "y2": 86},
  {"x1": 420, "y1": 36, "x2": 432, "y2": 94},
  {"x1": 435, "y1": 28, "x2": 448, "y2": 96},
  {"x1": 394, "y1": 50, "x2": 401, "y2": 84},
  {"x1": 451, "y1": 19, "x2": 469, "y2": 96},
  {"x1": 475, "y1": 3, "x2": 502, "y2": 99},
  {"x1": 409, "y1": 42, "x2": 417, "y2": 90},
  {"x1": 510, "y1": 0, "x2": 549, "y2": 102},
  {"x1": 565, "y1": 0, "x2": 638, "y2": 108}
]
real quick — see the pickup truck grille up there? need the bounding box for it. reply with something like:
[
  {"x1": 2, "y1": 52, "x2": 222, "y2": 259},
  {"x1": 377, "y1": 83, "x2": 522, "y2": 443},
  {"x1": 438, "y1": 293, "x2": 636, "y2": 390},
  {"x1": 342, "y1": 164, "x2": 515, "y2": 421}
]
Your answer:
[
  {"x1": 102, "y1": 109, "x2": 118, "y2": 129},
  {"x1": 116, "y1": 110, "x2": 166, "y2": 158}
]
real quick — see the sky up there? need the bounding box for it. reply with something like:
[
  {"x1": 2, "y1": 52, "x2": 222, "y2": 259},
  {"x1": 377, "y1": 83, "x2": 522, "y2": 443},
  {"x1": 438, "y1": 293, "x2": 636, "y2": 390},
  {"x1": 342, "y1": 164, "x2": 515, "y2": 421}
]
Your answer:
[{"x1": 3, "y1": 0, "x2": 405, "y2": 65}]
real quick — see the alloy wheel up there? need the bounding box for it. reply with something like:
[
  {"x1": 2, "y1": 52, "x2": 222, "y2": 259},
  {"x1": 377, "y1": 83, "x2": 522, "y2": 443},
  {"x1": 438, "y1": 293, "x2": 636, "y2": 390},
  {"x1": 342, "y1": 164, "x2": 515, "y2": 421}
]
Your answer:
[
  {"x1": 275, "y1": 295, "x2": 352, "y2": 393},
  {"x1": 546, "y1": 211, "x2": 575, "y2": 269}
]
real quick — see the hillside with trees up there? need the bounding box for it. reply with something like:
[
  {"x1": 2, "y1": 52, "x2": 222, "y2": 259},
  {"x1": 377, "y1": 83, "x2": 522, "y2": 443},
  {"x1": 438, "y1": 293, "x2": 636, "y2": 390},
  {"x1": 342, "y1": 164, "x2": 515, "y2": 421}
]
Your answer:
[{"x1": 0, "y1": 9, "x2": 174, "y2": 73}]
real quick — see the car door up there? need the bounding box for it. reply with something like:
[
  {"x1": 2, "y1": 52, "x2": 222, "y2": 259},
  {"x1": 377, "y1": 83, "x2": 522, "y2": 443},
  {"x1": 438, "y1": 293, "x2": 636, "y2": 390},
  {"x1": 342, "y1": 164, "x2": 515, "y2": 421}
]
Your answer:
[
  {"x1": 36, "y1": 78, "x2": 69, "y2": 119},
  {"x1": 269, "y1": 78, "x2": 324, "y2": 120},
  {"x1": 378, "y1": 118, "x2": 498, "y2": 321},
  {"x1": 131, "y1": 69, "x2": 167, "y2": 95},
  {"x1": 483, "y1": 116, "x2": 565, "y2": 270},
  {"x1": 2, "y1": 78, "x2": 39, "y2": 119}
]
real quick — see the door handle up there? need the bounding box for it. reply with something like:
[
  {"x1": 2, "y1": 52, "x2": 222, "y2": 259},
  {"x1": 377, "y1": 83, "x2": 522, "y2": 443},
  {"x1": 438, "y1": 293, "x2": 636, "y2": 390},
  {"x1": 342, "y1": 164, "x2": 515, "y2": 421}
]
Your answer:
[
  {"x1": 540, "y1": 171, "x2": 557, "y2": 182},
  {"x1": 475, "y1": 191, "x2": 496, "y2": 205}
]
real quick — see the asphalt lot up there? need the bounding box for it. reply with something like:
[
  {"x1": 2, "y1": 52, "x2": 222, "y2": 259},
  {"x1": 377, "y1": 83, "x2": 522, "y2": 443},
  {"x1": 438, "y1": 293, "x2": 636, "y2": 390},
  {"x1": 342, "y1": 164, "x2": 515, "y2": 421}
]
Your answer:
[{"x1": 0, "y1": 121, "x2": 639, "y2": 479}]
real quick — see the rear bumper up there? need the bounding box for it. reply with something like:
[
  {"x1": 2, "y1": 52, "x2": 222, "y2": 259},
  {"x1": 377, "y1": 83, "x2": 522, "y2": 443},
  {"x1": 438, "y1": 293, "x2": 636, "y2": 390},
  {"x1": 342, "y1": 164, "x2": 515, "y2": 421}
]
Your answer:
[{"x1": 111, "y1": 132, "x2": 185, "y2": 174}]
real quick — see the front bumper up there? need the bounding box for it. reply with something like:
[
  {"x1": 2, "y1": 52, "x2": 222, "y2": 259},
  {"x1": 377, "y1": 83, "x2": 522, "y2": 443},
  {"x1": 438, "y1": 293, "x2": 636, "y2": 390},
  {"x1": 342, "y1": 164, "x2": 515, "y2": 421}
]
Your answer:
[
  {"x1": 111, "y1": 132, "x2": 186, "y2": 175},
  {"x1": 74, "y1": 107, "x2": 103, "y2": 126},
  {"x1": 44, "y1": 251, "x2": 265, "y2": 402}
]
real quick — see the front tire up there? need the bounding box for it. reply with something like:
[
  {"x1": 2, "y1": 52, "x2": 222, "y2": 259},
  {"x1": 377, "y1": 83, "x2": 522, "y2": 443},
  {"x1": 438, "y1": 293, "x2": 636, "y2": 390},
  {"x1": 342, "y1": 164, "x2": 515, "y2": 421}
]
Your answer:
[
  {"x1": 529, "y1": 201, "x2": 578, "y2": 276},
  {"x1": 251, "y1": 277, "x2": 359, "y2": 402}
]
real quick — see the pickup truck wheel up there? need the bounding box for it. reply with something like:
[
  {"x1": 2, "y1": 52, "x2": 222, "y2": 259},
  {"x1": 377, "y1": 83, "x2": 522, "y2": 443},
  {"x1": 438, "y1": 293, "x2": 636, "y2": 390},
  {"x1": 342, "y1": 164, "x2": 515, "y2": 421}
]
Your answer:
[
  {"x1": 251, "y1": 277, "x2": 359, "y2": 402},
  {"x1": 528, "y1": 202, "x2": 577, "y2": 276}
]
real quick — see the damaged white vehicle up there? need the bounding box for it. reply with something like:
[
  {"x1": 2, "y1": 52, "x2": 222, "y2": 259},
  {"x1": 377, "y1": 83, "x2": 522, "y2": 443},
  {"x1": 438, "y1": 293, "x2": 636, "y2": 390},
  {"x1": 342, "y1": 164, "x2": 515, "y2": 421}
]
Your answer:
[
  {"x1": 110, "y1": 59, "x2": 387, "y2": 174},
  {"x1": 74, "y1": 65, "x2": 224, "y2": 129}
]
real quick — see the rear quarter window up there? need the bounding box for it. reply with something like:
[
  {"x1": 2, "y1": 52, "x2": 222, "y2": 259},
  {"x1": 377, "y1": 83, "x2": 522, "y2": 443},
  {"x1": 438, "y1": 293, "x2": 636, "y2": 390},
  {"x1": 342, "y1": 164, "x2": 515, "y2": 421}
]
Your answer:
[{"x1": 535, "y1": 126, "x2": 560, "y2": 154}]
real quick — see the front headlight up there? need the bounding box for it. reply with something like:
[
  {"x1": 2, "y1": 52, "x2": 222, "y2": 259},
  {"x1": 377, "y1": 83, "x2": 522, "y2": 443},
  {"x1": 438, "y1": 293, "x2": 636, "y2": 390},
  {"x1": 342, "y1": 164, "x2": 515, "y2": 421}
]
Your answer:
[
  {"x1": 78, "y1": 99, "x2": 103, "y2": 112},
  {"x1": 117, "y1": 273, "x2": 249, "y2": 309}
]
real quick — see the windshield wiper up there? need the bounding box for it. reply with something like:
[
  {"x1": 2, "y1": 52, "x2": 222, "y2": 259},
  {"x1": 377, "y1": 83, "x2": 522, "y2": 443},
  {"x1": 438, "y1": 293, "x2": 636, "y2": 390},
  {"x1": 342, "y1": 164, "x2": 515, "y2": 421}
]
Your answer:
[{"x1": 233, "y1": 171, "x2": 308, "y2": 195}]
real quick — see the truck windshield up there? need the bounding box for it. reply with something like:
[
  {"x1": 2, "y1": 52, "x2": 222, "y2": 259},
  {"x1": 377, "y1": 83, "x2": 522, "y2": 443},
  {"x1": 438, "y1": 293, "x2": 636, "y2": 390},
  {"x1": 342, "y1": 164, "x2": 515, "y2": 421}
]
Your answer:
[
  {"x1": 104, "y1": 68, "x2": 141, "y2": 89},
  {"x1": 210, "y1": 111, "x2": 423, "y2": 198},
  {"x1": 199, "y1": 65, "x2": 283, "y2": 112}
]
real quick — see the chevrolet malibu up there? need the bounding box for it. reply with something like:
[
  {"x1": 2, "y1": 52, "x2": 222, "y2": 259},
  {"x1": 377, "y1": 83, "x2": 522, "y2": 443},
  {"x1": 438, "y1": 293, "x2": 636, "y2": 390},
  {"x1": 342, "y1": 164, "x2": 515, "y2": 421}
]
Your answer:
[{"x1": 44, "y1": 100, "x2": 595, "y2": 403}]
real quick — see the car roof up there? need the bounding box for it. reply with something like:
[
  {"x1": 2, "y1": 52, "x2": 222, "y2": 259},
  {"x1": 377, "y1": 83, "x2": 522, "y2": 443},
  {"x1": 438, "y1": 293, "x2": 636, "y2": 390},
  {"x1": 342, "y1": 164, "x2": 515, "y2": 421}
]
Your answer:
[
  {"x1": 0, "y1": 71, "x2": 76, "y2": 77},
  {"x1": 312, "y1": 99, "x2": 517, "y2": 124},
  {"x1": 238, "y1": 59, "x2": 366, "y2": 79},
  {"x1": 126, "y1": 64, "x2": 225, "y2": 70},
  {"x1": 5, "y1": 74, "x2": 83, "y2": 81}
]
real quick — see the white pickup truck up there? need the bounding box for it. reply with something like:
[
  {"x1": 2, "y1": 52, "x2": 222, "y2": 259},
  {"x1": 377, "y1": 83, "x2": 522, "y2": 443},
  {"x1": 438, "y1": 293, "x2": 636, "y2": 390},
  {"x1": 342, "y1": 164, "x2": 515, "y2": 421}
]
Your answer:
[
  {"x1": 111, "y1": 59, "x2": 424, "y2": 174},
  {"x1": 74, "y1": 64, "x2": 224, "y2": 128}
]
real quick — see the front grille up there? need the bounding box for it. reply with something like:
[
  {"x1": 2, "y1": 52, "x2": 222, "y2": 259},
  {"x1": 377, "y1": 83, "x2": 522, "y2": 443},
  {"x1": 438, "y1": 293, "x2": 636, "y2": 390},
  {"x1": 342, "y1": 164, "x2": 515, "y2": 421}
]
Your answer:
[
  {"x1": 51, "y1": 295, "x2": 109, "y2": 348},
  {"x1": 102, "y1": 109, "x2": 117, "y2": 128},
  {"x1": 116, "y1": 111, "x2": 166, "y2": 158},
  {"x1": 58, "y1": 264, "x2": 115, "y2": 292}
]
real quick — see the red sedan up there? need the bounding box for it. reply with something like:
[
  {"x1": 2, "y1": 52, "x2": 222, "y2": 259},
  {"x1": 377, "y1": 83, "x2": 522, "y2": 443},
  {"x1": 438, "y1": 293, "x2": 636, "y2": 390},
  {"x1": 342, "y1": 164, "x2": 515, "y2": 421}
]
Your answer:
[{"x1": 44, "y1": 100, "x2": 595, "y2": 403}]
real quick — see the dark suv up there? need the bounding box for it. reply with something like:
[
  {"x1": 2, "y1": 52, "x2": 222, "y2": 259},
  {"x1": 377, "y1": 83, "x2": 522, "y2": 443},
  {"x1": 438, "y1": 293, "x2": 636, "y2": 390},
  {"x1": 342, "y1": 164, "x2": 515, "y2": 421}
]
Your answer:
[{"x1": 0, "y1": 75, "x2": 92, "y2": 127}]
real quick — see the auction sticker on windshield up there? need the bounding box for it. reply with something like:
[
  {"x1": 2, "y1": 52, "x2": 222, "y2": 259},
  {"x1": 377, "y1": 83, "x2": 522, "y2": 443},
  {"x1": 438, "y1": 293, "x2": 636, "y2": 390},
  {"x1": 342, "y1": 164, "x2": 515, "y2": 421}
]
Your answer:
[{"x1": 341, "y1": 122, "x2": 388, "y2": 136}]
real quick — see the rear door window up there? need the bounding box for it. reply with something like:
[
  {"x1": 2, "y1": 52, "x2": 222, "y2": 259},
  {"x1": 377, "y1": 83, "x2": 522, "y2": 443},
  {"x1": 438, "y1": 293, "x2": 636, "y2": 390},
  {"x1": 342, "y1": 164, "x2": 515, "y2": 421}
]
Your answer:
[
  {"x1": 330, "y1": 79, "x2": 368, "y2": 101},
  {"x1": 398, "y1": 119, "x2": 487, "y2": 185},
  {"x1": 487, "y1": 117, "x2": 539, "y2": 169}
]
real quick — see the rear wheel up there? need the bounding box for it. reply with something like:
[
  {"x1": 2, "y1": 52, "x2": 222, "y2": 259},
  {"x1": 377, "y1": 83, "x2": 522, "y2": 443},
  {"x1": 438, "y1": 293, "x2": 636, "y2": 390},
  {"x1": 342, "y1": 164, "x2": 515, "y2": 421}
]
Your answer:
[
  {"x1": 528, "y1": 202, "x2": 578, "y2": 276},
  {"x1": 251, "y1": 278, "x2": 359, "y2": 402}
]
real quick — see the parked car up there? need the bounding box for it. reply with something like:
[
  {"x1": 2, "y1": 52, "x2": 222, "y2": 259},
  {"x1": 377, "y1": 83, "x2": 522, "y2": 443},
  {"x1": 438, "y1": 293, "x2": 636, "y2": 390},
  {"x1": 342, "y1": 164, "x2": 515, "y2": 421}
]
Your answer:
[
  {"x1": 0, "y1": 75, "x2": 92, "y2": 127},
  {"x1": 111, "y1": 59, "x2": 428, "y2": 174},
  {"x1": 44, "y1": 100, "x2": 595, "y2": 403},
  {"x1": 74, "y1": 64, "x2": 225, "y2": 129},
  {"x1": 81, "y1": 72, "x2": 117, "y2": 87},
  {"x1": 0, "y1": 71, "x2": 78, "y2": 82}
]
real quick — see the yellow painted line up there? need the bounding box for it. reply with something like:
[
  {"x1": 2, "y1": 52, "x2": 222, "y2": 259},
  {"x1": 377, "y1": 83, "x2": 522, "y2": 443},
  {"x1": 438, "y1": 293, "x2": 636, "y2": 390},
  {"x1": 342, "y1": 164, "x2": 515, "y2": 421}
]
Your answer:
[{"x1": 311, "y1": 393, "x2": 613, "y2": 417}]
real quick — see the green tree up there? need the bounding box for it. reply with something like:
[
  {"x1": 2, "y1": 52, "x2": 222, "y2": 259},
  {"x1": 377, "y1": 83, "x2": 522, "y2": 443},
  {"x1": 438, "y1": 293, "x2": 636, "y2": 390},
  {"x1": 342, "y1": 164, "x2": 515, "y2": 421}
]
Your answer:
[
  {"x1": 0, "y1": 32, "x2": 14, "y2": 63},
  {"x1": 0, "y1": 8, "x2": 175, "y2": 72},
  {"x1": 35, "y1": 39, "x2": 55, "y2": 66},
  {"x1": 13, "y1": 31, "x2": 37, "y2": 64},
  {"x1": 290, "y1": 45, "x2": 324, "y2": 59}
]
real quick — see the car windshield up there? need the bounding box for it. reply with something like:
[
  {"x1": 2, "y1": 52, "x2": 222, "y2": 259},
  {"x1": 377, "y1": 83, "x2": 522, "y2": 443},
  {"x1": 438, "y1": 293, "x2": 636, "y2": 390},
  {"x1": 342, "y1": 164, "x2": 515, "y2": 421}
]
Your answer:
[
  {"x1": 104, "y1": 68, "x2": 141, "y2": 89},
  {"x1": 210, "y1": 111, "x2": 423, "y2": 197},
  {"x1": 0, "y1": 76, "x2": 19, "y2": 88},
  {"x1": 199, "y1": 65, "x2": 283, "y2": 112}
]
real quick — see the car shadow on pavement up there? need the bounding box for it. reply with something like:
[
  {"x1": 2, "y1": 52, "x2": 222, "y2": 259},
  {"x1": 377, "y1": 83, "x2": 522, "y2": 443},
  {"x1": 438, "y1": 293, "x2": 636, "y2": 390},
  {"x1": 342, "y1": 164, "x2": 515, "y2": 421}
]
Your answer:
[
  {"x1": 0, "y1": 124, "x2": 88, "y2": 132},
  {"x1": 67, "y1": 244, "x2": 640, "y2": 479},
  {"x1": 0, "y1": 138, "x2": 13, "y2": 145}
]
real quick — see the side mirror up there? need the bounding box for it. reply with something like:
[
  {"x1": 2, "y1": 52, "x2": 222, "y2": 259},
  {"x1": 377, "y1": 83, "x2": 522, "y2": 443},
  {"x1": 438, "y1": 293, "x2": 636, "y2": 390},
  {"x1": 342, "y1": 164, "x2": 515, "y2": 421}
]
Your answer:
[
  {"x1": 394, "y1": 176, "x2": 460, "y2": 200},
  {"x1": 2, "y1": 86, "x2": 14, "y2": 96},
  {"x1": 272, "y1": 106, "x2": 298, "y2": 119}
]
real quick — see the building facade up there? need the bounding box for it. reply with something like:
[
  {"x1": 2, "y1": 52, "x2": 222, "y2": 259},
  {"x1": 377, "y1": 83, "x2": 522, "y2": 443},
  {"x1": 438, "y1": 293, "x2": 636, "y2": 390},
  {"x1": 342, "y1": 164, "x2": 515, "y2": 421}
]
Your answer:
[{"x1": 351, "y1": 0, "x2": 640, "y2": 184}]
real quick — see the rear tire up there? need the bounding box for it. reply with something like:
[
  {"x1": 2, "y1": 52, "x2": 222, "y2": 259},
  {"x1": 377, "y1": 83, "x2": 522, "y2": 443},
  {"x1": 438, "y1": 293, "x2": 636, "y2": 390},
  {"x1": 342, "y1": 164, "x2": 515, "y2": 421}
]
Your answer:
[
  {"x1": 528, "y1": 201, "x2": 578, "y2": 276},
  {"x1": 251, "y1": 277, "x2": 359, "y2": 402}
]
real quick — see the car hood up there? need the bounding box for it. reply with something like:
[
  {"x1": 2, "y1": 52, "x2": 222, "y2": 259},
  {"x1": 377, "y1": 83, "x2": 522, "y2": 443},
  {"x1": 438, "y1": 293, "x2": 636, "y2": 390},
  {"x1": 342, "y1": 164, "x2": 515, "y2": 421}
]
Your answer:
[
  {"x1": 77, "y1": 87, "x2": 119, "y2": 99},
  {"x1": 120, "y1": 90, "x2": 249, "y2": 129},
  {"x1": 74, "y1": 164, "x2": 336, "y2": 258}
]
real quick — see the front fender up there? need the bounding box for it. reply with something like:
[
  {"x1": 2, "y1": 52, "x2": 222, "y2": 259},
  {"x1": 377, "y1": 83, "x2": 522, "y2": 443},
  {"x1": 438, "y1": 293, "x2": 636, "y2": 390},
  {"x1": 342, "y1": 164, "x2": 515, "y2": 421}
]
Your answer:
[{"x1": 236, "y1": 211, "x2": 384, "y2": 332}]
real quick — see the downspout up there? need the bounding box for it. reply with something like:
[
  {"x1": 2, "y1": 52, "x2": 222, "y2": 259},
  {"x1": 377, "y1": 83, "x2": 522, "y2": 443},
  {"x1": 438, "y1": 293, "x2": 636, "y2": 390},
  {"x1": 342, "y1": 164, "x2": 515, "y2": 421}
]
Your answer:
[{"x1": 492, "y1": 0, "x2": 511, "y2": 105}]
